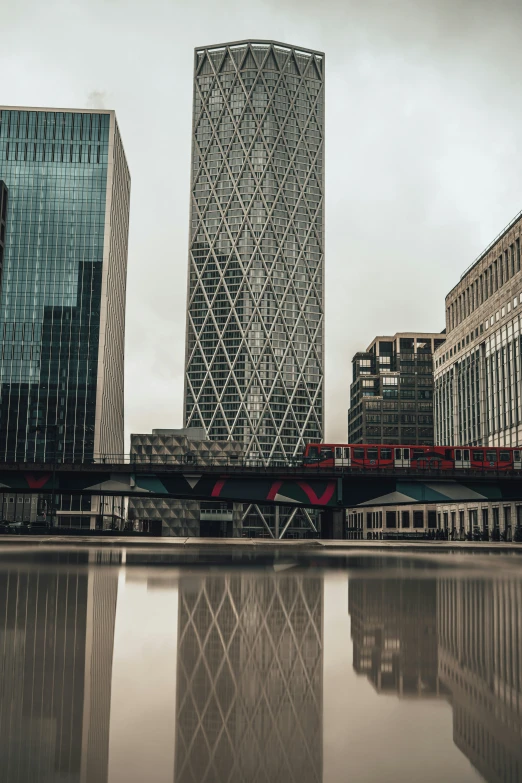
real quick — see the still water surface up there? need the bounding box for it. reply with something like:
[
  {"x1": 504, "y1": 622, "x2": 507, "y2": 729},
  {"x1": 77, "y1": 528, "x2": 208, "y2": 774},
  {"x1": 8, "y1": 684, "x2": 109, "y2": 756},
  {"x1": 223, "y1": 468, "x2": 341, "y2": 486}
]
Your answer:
[{"x1": 0, "y1": 546, "x2": 520, "y2": 783}]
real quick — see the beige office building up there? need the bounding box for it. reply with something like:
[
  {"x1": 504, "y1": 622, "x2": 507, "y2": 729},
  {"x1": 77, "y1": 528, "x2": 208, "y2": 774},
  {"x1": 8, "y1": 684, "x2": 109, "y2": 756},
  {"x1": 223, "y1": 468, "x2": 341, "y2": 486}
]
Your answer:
[{"x1": 432, "y1": 208, "x2": 522, "y2": 539}]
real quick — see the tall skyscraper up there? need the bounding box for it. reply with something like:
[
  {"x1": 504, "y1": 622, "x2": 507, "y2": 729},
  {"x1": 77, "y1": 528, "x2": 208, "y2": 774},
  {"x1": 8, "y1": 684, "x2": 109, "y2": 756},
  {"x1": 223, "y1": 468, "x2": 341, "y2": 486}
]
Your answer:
[
  {"x1": 184, "y1": 41, "x2": 325, "y2": 463},
  {"x1": 0, "y1": 107, "x2": 130, "y2": 463}
]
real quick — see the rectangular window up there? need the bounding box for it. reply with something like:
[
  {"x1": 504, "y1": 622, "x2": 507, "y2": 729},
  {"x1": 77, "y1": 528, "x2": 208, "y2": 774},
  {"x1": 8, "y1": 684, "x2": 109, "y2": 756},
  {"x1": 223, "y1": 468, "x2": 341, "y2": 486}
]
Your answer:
[
  {"x1": 401, "y1": 510, "x2": 410, "y2": 528},
  {"x1": 473, "y1": 450, "x2": 484, "y2": 461},
  {"x1": 386, "y1": 511, "x2": 397, "y2": 528},
  {"x1": 367, "y1": 449, "x2": 379, "y2": 460},
  {"x1": 486, "y1": 451, "x2": 496, "y2": 462},
  {"x1": 381, "y1": 449, "x2": 392, "y2": 460},
  {"x1": 499, "y1": 451, "x2": 510, "y2": 462},
  {"x1": 353, "y1": 449, "x2": 365, "y2": 460},
  {"x1": 427, "y1": 511, "x2": 437, "y2": 529},
  {"x1": 413, "y1": 511, "x2": 424, "y2": 528}
]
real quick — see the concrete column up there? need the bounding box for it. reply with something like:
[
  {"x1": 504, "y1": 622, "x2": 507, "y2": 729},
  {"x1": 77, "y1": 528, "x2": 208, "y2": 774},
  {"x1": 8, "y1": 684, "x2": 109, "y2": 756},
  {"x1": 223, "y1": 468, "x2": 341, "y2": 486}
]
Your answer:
[{"x1": 322, "y1": 509, "x2": 344, "y2": 539}]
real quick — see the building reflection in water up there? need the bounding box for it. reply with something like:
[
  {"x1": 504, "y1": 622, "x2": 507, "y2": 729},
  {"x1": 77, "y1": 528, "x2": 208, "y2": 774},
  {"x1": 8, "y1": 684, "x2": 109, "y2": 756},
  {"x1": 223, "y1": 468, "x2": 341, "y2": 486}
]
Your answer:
[
  {"x1": 438, "y1": 579, "x2": 522, "y2": 783},
  {"x1": 175, "y1": 574, "x2": 323, "y2": 783},
  {"x1": 349, "y1": 578, "x2": 442, "y2": 697},
  {"x1": 0, "y1": 552, "x2": 118, "y2": 783},
  {"x1": 349, "y1": 574, "x2": 522, "y2": 783},
  {"x1": 0, "y1": 554, "x2": 521, "y2": 783}
]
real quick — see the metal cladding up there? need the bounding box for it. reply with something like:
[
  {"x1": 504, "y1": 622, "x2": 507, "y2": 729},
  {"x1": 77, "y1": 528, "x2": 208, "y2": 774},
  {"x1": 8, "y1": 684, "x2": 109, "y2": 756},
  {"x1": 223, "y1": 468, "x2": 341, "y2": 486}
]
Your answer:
[{"x1": 184, "y1": 41, "x2": 325, "y2": 463}]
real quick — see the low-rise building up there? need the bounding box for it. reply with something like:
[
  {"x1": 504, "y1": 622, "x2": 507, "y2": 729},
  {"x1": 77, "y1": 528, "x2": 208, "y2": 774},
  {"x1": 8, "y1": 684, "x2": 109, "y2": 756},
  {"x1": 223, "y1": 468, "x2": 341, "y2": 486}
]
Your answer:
[{"x1": 127, "y1": 428, "x2": 243, "y2": 536}]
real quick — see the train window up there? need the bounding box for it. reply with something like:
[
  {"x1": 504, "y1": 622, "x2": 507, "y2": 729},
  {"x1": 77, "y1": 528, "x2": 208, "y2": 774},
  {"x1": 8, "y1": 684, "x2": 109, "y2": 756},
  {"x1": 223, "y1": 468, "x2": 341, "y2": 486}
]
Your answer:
[
  {"x1": 308, "y1": 446, "x2": 319, "y2": 458},
  {"x1": 320, "y1": 448, "x2": 333, "y2": 460},
  {"x1": 515, "y1": 450, "x2": 521, "y2": 461},
  {"x1": 486, "y1": 451, "x2": 496, "y2": 462},
  {"x1": 445, "y1": 449, "x2": 452, "y2": 460},
  {"x1": 463, "y1": 450, "x2": 470, "y2": 460},
  {"x1": 412, "y1": 449, "x2": 425, "y2": 458},
  {"x1": 403, "y1": 449, "x2": 410, "y2": 459},
  {"x1": 455, "y1": 449, "x2": 462, "y2": 460},
  {"x1": 343, "y1": 448, "x2": 350, "y2": 459},
  {"x1": 335, "y1": 447, "x2": 342, "y2": 459},
  {"x1": 367, "y1": 449, "x2": 378, "y2": 460},
  {"x1": 499, "y1": 451, "x2": 510, "y2": 461},
  {"x1": 381, "y1": 449, "x2": 392, "y2": 460},
  {"x1": 353, "y1": 449, "x2": 365, "y2": 460},
  {"x1": 473, "y1": 451, "x2": 484, "y2": 460}
]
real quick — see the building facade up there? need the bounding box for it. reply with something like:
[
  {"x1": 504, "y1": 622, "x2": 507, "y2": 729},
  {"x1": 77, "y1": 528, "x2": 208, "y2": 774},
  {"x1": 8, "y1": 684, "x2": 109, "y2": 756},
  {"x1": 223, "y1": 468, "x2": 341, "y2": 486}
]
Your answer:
[
  {"x1": 183, "y1": 40, "x2": 324, "y2": 463},
  {"x1": 127, "y1": 428, "x2": 244, "y2": 536},
  {"x1": 0, "y1": 180, "x2": 7, "y2": 287},
  {"x1": 435, "y1": 209, "x2": 522, "y2": 448},
  {"x1": 0, "y1": 107, "x2": 130, "y2": 463},
  {"x1": 430, "y1": 209, "x2": 522, "y2": 540},
  {"x1": 348, "y1": 332, "x2": 445, "y2": 445}
]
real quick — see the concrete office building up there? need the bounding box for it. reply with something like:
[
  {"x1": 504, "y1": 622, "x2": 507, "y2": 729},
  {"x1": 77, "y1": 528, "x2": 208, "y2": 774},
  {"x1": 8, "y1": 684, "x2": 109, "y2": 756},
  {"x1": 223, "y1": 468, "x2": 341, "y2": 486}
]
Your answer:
[
  {"x1": 348, "y1": 332, "x2": 445, "y2": 446},
  {"x1": 0, "y1": 107, "x2": 130, "y2": 526},
  {"x1": 183, "y1": 41, "x2": 324, "y2": 464},
  {"x1": 433, "y1": 208, "x2": 522, "y2": 539},
  {"x1": 127, "y1": 428, "x2": 244, "y2": 536}
]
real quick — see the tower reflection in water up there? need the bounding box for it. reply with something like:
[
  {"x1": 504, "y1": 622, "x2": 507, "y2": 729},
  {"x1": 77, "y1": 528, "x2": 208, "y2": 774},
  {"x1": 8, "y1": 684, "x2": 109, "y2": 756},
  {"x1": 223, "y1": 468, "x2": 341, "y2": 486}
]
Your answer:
[
  {"x1": 0, "y1": 554, "x2": 118, "y2": 783},
  {"x1": 349, "y1": 574, "x2": 522, "y2": 783},
  {"x1": 175, "y1": 574, "x2": 323, "y2": 783}
]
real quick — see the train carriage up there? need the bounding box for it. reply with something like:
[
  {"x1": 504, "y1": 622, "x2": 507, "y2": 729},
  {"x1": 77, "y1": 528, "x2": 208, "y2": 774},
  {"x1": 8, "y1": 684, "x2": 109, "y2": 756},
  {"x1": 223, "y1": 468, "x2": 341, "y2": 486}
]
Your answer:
[{"x1": 302, "y1": 443, "x2": 522, "y2": 471}]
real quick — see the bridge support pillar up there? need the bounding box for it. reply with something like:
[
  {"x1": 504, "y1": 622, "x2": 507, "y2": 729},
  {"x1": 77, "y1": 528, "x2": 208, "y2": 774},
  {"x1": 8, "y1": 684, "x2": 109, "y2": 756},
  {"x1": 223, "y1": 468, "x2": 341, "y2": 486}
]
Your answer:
[{"x1": 321, "y1": 509, "x2": 345, "y2": 540}]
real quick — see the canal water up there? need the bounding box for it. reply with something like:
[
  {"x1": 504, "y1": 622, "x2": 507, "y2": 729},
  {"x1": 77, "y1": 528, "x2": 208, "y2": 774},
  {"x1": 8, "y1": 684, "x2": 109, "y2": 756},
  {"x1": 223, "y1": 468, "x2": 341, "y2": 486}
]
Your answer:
[{"x1": 0, "y1": 545, "x2": 520, "y2": 783}]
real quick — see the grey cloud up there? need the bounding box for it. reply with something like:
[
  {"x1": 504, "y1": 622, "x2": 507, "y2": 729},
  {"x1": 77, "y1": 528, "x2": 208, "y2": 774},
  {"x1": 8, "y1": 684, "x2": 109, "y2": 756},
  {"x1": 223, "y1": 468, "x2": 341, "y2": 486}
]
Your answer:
[
  {"x1": 86, "y1": 90, "x2": 107, "y2": 109},
  {"x1": 1, "y1": 0, "x2": 521, "y2": 445}
]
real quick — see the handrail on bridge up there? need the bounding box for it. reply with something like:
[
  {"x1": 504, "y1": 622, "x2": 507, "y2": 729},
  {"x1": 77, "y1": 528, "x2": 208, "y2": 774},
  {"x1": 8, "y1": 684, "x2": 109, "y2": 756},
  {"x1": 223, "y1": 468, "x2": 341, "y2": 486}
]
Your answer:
[{"x1": 0, "y1": 453, "x2": 521, "y2": 478}]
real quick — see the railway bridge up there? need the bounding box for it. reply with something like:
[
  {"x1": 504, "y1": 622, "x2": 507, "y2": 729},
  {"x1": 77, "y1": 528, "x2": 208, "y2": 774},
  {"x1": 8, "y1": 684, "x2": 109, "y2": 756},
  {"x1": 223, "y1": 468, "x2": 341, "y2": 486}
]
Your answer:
[{"x1": 1, "y1": 460, "x2": 522, "y2": 509}]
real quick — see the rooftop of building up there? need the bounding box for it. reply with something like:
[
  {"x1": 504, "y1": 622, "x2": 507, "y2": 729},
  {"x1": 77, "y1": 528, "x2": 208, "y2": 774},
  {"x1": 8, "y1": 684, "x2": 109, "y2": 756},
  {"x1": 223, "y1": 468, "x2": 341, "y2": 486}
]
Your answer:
[
  {"x1": 195, "y1": 40, "x2": 325, "y2": 57},
  {"x1": 446, "y1": 205, "x2": 522, "y2": 299},
  {"x1": 365, "y1": 331, "x2": 445, "y2": 353},
  {"x1": 0, "y1": 105, "x2": 115, "y2": 116}
]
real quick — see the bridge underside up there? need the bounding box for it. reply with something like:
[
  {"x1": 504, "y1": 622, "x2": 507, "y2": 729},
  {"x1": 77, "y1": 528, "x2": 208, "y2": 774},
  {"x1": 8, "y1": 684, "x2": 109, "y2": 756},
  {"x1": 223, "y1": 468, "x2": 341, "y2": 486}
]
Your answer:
[{"x1": 3, "y1": 466, "x2": 522, "y2": 508}]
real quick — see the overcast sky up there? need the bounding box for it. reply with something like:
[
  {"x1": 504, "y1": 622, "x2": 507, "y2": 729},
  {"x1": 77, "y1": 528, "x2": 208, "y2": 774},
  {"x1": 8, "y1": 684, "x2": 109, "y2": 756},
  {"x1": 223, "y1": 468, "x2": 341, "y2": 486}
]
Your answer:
[{"x1": 3, "y1": 0, "x2": 522, "y2": 446}]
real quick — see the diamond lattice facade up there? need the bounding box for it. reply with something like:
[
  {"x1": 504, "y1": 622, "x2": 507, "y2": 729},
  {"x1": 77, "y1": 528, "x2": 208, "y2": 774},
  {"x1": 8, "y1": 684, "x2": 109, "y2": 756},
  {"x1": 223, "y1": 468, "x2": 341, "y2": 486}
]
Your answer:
[
  {"x1": 184, "y1": 41, "x2": 324, "y2": 463},
  {"x1": 175, "y1": 573, "x2": 323, "y2": 782}
]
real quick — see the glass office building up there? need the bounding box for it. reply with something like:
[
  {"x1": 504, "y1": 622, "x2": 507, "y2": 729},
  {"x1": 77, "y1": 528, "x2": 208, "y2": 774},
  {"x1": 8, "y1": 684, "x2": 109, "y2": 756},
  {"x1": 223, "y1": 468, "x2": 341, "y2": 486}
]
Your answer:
[
  {"x1": 0, "y1": 107, "x2": 130, "y2": 463},
  {"x1": 184, "y1": 41, "x2": 325, "y2": 463}
]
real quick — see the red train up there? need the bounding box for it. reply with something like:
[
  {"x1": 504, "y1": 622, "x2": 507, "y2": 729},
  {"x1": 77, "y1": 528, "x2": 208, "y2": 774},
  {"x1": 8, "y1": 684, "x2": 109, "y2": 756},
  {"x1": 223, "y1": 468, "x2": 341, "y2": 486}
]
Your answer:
[{"x1": 302, "y1": 443, "x2": 522, "y2": 471}]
